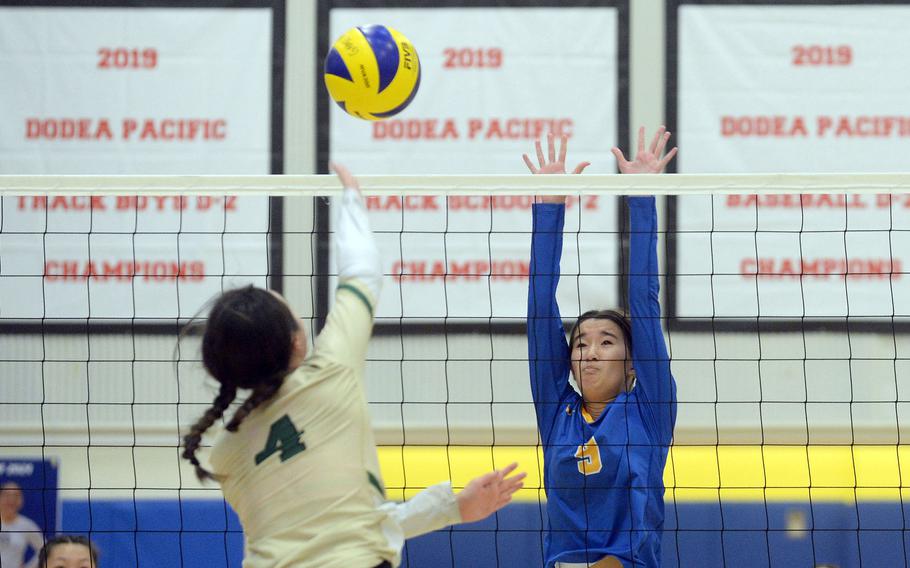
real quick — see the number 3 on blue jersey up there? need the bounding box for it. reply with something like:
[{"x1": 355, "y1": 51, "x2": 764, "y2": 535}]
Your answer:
[{"x1": 575, "y1": 436, "x2": 602, "y2": 475}]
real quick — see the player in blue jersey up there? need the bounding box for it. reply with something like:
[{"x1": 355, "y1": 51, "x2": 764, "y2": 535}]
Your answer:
[{"x1": 524, "y1": 128, "x2": 678, "y2": 568}]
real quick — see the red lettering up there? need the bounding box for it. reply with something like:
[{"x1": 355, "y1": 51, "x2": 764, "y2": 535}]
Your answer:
[
  {"x1": 726, "y1": 194, "x2": 867, "y2": 209},
  {"x1": 817, "y1": 115, "x2": 833, "y2": 137},
  {"x1": 721, "y1": 116, "x2": 807, "y2": 138},
  {"x1": 41, "y1": 259, "x2": 206, "y2": 282},
  {"x1": 372, "y1": 118, "x2": 458, "y2": 140},
  {"x1": 467, "y1": 118, "x2": 483, "y2": 139},
  {"x1": 447, "y1": 195, "x2": 535, "y2": 211},
  {"x1": 392, "y1": 259, "x2": 531, "y2": 282},
  {"x1": 17, "y1": 197, "x2": 107, "y2": 211},
  {"x1": 62, "y1": 261, "x2": 79, "y2": 279},
  {"x1": 740, "y1": 257, "x2": 900, "y2": 280},
  {"x1": 25, "y1": 118, "x2": 114, "y2": 140},
  {"x1": 44, "y1": 261, "x2": 59, "y2": 282},
  {"x1": 133, "y1": 118, "x2": 227, "y2": 141},
  {"x1": 367, "y1": 196, "x2": 443, "y2": 211},
  {"x1": 479, "y1": 118, "x2": 573, "y2": 140},
  {"x1": 449, "y1": 261, "x2": 478, "y2": 281}
]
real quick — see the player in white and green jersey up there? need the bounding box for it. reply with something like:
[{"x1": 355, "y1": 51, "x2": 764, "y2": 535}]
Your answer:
[{"x1": 181, "y1": 163, "x2": 525, "y2": 568}]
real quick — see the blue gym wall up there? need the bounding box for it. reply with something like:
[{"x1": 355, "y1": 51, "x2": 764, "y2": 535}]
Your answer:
[{"x1": 59, "y1": 499, "x2": 906, "y2": 567}]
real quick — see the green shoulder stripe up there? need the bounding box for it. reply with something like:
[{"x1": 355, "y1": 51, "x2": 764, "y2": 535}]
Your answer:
[
  {"x1": 337, "y1": 283, "x2": 374, "y2": 316},
  {"x1": 367, "y1": 471, "x2": 385, "y2": 498}
]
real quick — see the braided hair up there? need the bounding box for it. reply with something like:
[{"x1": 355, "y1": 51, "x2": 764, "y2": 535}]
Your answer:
[{"x1": 181, "y1": 286, "x2": 300, "y2": 481}]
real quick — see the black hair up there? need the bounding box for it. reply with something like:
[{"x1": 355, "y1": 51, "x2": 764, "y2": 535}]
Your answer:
[
  {"x1": 38, "y1": 535, "x2": 99, "y2": 566},
  {"x1": 568, "y1": 309, "x2": 633, "y2": 353},
  {"x1": 181, "y1": 285, "x2": 300, "y2": 481}
]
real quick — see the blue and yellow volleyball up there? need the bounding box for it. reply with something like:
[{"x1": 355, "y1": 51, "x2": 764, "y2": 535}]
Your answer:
[{"x1": 324, "y1": 25, "x2": 421, "y2": 121}]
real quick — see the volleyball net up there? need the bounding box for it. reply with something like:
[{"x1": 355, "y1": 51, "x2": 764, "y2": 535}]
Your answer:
[{"x1": 3, "y1": 173, "x2": 910, "y2": 567}]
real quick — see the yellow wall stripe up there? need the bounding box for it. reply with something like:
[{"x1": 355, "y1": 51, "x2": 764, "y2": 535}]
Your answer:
[{"x1": 377, "y1": 445, "x2": 910, "y2": 503}]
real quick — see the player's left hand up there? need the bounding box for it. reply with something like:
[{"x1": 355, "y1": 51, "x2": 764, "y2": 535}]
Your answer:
[
  {"x1": 456, "y1": 462, "x2": 526, "y2": 523},
  {"x1": 611, "y1": 125, "x2": 678, "y2": 174}
]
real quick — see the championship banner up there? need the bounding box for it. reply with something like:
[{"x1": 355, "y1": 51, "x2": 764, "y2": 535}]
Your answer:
[
  {"x1": 0, "y1": 459, "x2": 59, "y2": 568},
  {"x1": 321, "y1": 2, "x2": 629, "y2": 329},
  {"x1": 0, "y1": 2, "x2": 284, "y2": 331},
  {"x1": 668, "y1": 1, "x2": 910, "y2": 328}
]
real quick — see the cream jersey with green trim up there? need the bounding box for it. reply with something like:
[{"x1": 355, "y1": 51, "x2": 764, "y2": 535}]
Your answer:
[{"x1": 209, "y1": 278, "x2": 393, "y2": 568}]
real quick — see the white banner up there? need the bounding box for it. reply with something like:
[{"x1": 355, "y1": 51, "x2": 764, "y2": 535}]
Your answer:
[
  {"x1": 0, "y1": 6, "x2": 276, "y2": 323},
  {"x1": 675, "y1": 4, "x2": 910, "y2": 320},
  {"x1": 329, "y1": 7, "x2": 623, "y2": 323}
]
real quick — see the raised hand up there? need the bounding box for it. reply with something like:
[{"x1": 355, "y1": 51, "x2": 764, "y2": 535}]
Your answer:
[
  {"x1": 456, "y1": 462, "x2": 527, "y2": 523},
  {"x1": 330, "y1": 161, "x2": 360, "y2": 192},
  {"x1": 611, "y1": 126, "x2": 678, "y2": 174},
  {"x1": 523, "y1": 133, "x2": 591, "y2": 176},
  {"x1": 523, "y1": 133, "x2": 590, "y2": 204}
]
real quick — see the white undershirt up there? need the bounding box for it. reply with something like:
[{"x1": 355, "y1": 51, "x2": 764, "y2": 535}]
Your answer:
[
  {"x1": 335, "y1": 187, "x2": 382, "y2": 298},
  {"x1": 377, "y1": 482, "x2": 462, "y2": 567}
]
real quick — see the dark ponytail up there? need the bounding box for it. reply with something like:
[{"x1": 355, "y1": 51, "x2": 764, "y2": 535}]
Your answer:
[{"x1": 180, "y1": 286, "x2": 300, "y2": 481}]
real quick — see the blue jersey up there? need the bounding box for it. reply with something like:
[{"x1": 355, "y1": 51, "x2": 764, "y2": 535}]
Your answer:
[{"x1": 528, "y1": 197, "x2": 677, "y2": 568}]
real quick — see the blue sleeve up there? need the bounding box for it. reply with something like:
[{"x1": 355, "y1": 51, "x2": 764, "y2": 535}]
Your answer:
[
  {"x1": 628, "y1": 196, "x2": 677, "y2": 445},
  {"x1": 528, "y1": 203, "x2": 574, "y2": 444}
]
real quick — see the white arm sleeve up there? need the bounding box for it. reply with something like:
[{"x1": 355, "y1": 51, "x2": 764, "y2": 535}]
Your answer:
[
  {"x1": 379, "y1": 481, "x2": 462, "y2": 540},
  {"x1": 334, "y1": 187, "x2": 382, "y2": 299}
]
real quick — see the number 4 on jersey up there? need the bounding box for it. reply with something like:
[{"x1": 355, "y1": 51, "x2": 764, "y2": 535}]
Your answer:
[
  {"x1": 255, "y1": 415, "x2": 306, "y2": 465},
  {"x1": 575, "y1": 436, "x2": 602, "y2": 476}
]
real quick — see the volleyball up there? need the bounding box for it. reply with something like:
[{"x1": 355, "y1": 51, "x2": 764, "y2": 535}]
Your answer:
[{"x1": 324, "y1": 25, "x2": 421, "y2": 121}]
